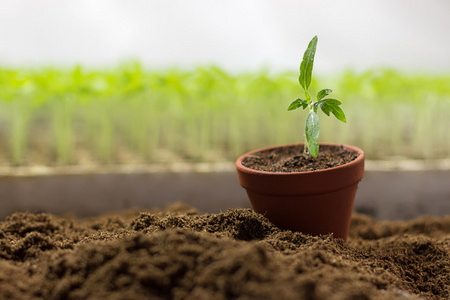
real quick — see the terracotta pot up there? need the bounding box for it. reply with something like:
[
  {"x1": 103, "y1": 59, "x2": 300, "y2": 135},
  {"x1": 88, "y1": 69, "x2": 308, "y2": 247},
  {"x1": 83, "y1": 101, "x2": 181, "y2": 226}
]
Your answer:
[{"x1": 236, "y1": 143, "x2": 365, "y2": 241}]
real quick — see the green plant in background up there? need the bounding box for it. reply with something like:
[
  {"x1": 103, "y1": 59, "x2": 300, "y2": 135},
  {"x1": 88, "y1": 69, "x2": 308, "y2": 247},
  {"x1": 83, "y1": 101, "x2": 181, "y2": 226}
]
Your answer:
[
  {"x1": 0, "y1": 64, "x2": 449, "y2": 166},
  {"x1": 288, "y1": 36, "x2": 346, "y2": 157}
]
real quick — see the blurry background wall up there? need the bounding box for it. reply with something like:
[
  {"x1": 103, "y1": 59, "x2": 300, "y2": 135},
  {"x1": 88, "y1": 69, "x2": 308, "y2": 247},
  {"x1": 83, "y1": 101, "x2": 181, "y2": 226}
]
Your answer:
[{"x1": 1, "y1": 0, "x2": 449, "y2": 73}]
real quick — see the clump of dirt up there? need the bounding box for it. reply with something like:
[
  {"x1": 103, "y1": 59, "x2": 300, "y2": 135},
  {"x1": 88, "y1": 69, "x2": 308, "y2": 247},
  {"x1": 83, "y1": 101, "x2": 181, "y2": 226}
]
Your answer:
[
  {"x1": 242, "y1": 144, "x2": 359, "y2": 172},
  {"x1": 0, "y1": 203, "x2": 448, "y2": 300}
]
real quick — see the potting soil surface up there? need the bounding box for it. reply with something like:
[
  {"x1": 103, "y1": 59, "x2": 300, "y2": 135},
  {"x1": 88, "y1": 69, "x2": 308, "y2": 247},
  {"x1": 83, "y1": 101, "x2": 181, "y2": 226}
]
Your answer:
[
  {"x1": 242, "y1": 144, "x2": 359, "y2": 172},
  {"x1": 0, "y1": 203, "x2": 448, "y2": 300}
]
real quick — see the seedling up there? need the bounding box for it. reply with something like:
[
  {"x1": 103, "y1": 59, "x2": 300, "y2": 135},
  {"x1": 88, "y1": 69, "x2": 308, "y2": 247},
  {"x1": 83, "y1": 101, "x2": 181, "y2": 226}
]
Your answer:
[{"x1": 288, "y1": 36, "x2": 346, "y2": 158}]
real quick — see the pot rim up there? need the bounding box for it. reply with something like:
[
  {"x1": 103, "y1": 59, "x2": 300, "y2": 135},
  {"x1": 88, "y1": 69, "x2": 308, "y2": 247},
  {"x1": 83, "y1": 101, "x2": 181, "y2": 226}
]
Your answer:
[{"x1": 236, "y1": 142, "x2": 365, "y2": 176}]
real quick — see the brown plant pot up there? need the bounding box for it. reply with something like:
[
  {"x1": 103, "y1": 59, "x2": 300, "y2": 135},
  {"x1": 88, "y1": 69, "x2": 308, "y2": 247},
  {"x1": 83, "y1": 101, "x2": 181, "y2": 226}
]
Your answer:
[{"x1": 236, "y1": 143, "x2": 365, "y2": 241}]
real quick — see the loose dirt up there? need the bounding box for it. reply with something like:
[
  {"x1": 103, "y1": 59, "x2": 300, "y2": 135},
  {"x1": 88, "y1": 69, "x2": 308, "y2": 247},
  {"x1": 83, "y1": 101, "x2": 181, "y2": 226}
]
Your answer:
[
  {"x1": 242, "y1": 144, "x2": 359, "y2": 172},
  {"x1": 0, "y1": 203, "x2": 448, "y2": 300}
]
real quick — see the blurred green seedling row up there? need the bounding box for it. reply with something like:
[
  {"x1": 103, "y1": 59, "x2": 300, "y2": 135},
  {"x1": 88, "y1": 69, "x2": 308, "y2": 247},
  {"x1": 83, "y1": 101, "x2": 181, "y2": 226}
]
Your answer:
[{"x1": 0, "y1": 63, "x2": 449, "y2": 166}]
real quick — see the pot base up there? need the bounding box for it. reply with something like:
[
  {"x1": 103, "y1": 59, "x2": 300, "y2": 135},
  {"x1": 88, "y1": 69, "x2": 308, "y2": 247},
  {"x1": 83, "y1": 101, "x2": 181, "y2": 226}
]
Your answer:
[{"x1": 247, "y1": 184, "x2": 357, "y2": 240}]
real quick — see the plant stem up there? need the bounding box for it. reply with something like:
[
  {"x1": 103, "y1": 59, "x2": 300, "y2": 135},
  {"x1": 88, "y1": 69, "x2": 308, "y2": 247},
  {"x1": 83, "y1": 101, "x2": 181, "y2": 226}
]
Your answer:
[
  {"x1": 303, "y1": 134, "x2": 308, "y2": 157},
  {"x1": 305, "y1": 90, "x2": 311, "y2": 103},
  {"x1": 303, "y1": 89, "x2": 312, "y2": 157}
]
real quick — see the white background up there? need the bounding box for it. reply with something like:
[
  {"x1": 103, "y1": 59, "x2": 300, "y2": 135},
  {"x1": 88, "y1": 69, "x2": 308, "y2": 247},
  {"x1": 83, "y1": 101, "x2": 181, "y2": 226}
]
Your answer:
[{"x1": 0, "y1": 0, "x2": 449, "y2": 74}]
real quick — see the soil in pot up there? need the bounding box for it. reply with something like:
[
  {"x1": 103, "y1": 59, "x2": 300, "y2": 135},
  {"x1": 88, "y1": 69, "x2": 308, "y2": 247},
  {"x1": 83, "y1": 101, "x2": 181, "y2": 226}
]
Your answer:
[
  {"x1": 242, "y1": 144, "x2": 359, "y2": 172},
  {"x1": 0, "y1": 203, "x2": 448, "y2": 300}
]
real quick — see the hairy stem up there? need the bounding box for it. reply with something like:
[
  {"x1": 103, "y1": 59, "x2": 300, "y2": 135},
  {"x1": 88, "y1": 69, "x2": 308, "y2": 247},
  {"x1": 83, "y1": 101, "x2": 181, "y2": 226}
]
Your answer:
[{"x1": 303, "y1": 134, "x2": 308, "y2": 157}]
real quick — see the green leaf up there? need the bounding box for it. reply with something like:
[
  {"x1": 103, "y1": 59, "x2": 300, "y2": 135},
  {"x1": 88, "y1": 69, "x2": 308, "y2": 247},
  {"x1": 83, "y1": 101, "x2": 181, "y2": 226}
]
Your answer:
[
  {"x1": 315, "y1": 98, "x2": 341, "y2": 114},
  {"x1": 298, "y1": 36, "x2": 318, "y2": 92},
  {"x1": 316, "y1": 98, "x2": 346, "y2": 123},
  {"x1": 305, "y1": 110, "x2": 320, "y2": 158},
  {"x1": 317, "y1": 88, "x2": 332, "y2": 101},
  {"x1": 322, "y1": 98, "x2": 342, "y2": 105},
  {"x1": 329, "y1": 105, "x2": 346, "y2": 123},
  {"x1": 287, "y1": 98, "x2": 308, "y2": 111}
]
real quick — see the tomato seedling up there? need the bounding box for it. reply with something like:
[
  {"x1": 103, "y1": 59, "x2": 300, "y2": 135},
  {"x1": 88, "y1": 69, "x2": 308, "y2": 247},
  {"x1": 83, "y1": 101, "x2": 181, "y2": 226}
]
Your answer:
[{"x1": 288, "y1": 35, "x2": 346, "y2": 158}]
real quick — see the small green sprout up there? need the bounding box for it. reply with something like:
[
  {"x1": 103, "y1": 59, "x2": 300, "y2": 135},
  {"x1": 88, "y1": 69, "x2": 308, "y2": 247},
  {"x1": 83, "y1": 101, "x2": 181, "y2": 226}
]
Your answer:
[{"x1": 288, "y1": 35, "x2": 346, "y2": 158}]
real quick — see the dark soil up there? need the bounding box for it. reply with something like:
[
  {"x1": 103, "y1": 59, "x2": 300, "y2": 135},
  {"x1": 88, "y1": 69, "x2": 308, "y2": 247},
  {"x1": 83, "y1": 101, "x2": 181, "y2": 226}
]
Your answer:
[
  {"x1": 0, "y1": 203, "x2": 448, "y2": 300},
  {"x1": 242, "y1": 144, "x2": 359, "y2": 172}
]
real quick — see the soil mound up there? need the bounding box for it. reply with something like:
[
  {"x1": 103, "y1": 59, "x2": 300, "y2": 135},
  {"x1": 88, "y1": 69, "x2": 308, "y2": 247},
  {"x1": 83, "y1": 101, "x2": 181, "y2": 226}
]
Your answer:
[{"x1": 0, "y1": 203, "x2": 448, "y2": 300}]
